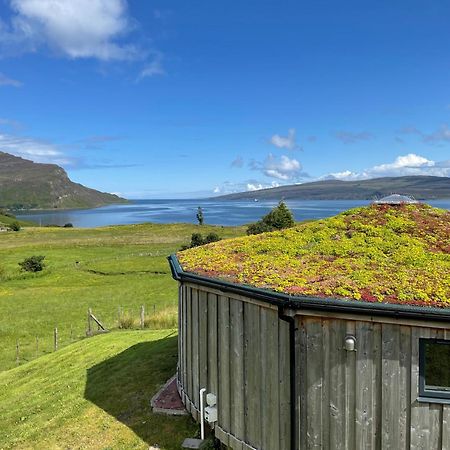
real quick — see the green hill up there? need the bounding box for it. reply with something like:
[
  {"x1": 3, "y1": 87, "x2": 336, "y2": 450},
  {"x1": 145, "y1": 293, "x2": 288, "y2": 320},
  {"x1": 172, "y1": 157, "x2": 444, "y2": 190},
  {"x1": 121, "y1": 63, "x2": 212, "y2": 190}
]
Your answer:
[
  {"x1": 215, "y1": 175, "x2": 450, "y2": 200},
  {"x1": 0, "y1": 330, "x2": 196, "y2": 450},
  {"x1": 0, "y1": 212, "x2": 33, "y2": 227},
  {"x1": 0, "y1": 152, "x2": 128, "y2": 209}
]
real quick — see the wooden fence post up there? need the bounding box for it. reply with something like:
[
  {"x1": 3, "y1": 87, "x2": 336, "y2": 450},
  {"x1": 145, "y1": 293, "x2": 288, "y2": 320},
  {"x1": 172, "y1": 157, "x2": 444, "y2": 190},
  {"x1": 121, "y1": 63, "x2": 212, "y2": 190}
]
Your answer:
[
  {"x1": 54, "y1": 327, "x2": 58, "y2": 351},
  {"x1": 87, "y1": 308, "x2": 92, "y2": 336},
  {"x1": 118, "y1": 306, "x2": 122, "y2": 329},
  {"x1": 140, "y1": 305, "x2": 145, "y2": 329}
]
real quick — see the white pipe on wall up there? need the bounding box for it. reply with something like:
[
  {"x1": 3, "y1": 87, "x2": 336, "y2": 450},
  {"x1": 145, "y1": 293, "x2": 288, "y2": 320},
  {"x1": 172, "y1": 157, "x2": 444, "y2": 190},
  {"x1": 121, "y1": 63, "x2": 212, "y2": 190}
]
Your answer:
[{"x1": 199, "y1": 387, "x2": 206, "y2": 440}]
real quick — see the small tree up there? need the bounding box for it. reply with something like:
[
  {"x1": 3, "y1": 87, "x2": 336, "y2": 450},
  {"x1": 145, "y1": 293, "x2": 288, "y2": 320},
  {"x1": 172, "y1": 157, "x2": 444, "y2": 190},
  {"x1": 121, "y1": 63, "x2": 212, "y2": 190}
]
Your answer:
[
  {"x1": 9, "y1": 221, "x2": 21, "y2": 232},
  {"x1": 196, "y1": 207, "x2": 204, "y2": 225},
  {"x1": 63, "y1": 223, "x2": 74, "y2": 228},
  {"x1": 247, "y1": 201, "x2": 295, "y2": 235},
  {"x1": 19, "y1": 255, "x2": 45, "y2": 272}
]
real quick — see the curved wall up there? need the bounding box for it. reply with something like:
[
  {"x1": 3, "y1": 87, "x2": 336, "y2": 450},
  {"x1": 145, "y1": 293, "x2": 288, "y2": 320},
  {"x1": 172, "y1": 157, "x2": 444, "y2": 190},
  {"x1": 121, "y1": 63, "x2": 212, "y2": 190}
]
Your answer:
[
  {"x1": 177, "y1": 279, "x2": 450, "y2": 450},
  {"x1": 177, "y1": 283, "x2": 291, "y2": 450}
]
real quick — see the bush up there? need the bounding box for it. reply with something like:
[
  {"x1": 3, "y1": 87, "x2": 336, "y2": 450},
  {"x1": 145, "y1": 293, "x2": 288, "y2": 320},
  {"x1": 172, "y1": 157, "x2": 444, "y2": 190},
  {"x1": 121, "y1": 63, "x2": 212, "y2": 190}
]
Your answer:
[
  {"x1": 181, "y1": 232, "x2": 222, "y2": 250},
  {"x1": 9, "y1": 221, "x2": 21, "y2": 232},
  {"x1": 204, "y1": 232, "x2": 220, "y2": 244},
  {"x1": 63, "y1": 223, "x2": 74, "y2": 228},
  {"x1": 190, "y1": 232, "x2": 204, "y2": 247},
  {"x1": 19, "y1": 255, "x2": 45, "y2": 272},
  {"x1": 247, "y1": 201, "x2": 295, "y2": 235}
]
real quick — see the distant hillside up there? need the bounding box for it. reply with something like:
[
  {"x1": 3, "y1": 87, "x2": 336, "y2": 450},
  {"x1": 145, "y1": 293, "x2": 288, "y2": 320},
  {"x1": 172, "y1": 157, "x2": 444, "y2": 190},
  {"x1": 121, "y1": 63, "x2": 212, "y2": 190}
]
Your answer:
[
  {"x1": 215, "y1": 176, "x2": 450, "y2": 201},
  {"x1": 0, "y1": 152, "x2": 128, "y2": 209}
]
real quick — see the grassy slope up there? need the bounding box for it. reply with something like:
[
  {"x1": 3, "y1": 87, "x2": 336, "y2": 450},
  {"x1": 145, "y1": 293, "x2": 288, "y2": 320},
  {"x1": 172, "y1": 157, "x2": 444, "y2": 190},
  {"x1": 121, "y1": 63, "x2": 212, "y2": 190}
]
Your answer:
[
  {"x1": 180, "y1": 204, "x2": 450, "y2": 307},
  {"x1": 0, "y1": 152, "x2": 127, "y2": 209},
  {"x1": 0, "y1": 223, "x2": 245, "y2": 371},
  {"x1": 0, "y1": 214, "x2": 34, "y2": 227},
  {"x1": 0, "y1": 330, "x2": 197, "y2": 450}
]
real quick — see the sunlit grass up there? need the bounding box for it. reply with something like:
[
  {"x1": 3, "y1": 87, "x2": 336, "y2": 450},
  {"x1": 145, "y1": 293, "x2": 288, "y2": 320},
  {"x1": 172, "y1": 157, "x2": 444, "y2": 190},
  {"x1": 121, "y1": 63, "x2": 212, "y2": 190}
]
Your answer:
[{"x1": 0, "y1": 222, "x2": 245, "y2": 371}]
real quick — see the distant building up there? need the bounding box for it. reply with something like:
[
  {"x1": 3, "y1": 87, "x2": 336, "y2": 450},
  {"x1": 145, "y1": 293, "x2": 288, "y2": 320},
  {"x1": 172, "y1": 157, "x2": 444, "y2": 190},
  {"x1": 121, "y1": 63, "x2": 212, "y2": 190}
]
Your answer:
[{"x1": 374, "y1": 193, "x2": 418, "y2": 204}]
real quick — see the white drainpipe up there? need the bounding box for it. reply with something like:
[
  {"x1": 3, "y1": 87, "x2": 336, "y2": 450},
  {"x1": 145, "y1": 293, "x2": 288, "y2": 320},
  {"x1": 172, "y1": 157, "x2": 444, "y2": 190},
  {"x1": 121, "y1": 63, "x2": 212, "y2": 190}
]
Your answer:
[{"x1": 199, "y1": 387, "x2": 206, "y2": 440}]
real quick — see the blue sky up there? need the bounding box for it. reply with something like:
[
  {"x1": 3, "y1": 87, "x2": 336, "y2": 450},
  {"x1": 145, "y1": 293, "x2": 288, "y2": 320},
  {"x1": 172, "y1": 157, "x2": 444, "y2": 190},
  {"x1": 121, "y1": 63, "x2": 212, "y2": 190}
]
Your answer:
[{"x1": 0, "y1": 0, "x2": 449, "y2": 198}]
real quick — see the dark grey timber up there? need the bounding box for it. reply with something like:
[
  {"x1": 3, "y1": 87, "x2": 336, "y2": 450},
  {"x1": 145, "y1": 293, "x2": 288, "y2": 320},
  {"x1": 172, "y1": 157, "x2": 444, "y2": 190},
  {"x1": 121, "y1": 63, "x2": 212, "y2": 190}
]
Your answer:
[{"x1": 169, "y1": 255, "x2": 450, "y2": 450}]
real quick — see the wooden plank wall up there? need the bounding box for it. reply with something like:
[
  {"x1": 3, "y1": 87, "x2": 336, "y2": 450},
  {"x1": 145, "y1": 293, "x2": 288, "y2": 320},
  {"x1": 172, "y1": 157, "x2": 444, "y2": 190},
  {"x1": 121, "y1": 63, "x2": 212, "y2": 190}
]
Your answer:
[
  {"x1": 178, "y1": 284, "x2": 291, "y2": 450},
  {"x1": 296, "y1": 316, "x2": 450, "y2": 450}
]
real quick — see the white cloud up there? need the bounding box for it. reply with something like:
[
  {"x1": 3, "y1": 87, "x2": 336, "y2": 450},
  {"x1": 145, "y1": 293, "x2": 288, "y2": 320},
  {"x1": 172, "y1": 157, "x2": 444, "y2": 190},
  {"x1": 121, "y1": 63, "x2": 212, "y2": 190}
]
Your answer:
[
  {"x1": 212, "y1": 180, "x2": 280, "y2": 195},
  {"x1": 263, "y1": 154, "x2": 302, "y2": 180},
  {"x1": 1, "y1": 0, "x2": 141, "y2": 61},
  {"x1": 0, "y1": 133, "x2": 73, "y2": 165},
  {"x1": 270, "y1": 128, "x2": 299, "y2": 150},
  {"x1": 0, "y1": 72, "x2": 22, "y2": 87},
  {"x1": 138, "y1": 52, "x2": 165, "y2": 79},
  {"x1": 325, "y1": 153, "x2": 450, "y2": 180},
  {"x1": 247, "y1": 181, "x2": 279, "y2": 191}
]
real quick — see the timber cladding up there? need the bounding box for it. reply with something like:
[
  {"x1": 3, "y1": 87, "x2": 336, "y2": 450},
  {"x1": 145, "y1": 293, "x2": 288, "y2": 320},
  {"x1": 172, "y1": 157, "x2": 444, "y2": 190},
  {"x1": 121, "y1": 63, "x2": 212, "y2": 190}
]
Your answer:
[
  {"x1": 178, "y1": 284, "x2": 290, "y2": 449},
  {"x1": 177, "y1": 282, "x2": 450, "y2": 450}
]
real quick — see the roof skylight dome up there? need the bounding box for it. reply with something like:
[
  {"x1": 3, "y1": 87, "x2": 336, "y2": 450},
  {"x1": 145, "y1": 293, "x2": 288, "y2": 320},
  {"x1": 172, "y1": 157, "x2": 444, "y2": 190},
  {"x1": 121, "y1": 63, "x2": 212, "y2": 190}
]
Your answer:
[{"x1": 374, "y1": 194, "x2": 419, "y2": 205}]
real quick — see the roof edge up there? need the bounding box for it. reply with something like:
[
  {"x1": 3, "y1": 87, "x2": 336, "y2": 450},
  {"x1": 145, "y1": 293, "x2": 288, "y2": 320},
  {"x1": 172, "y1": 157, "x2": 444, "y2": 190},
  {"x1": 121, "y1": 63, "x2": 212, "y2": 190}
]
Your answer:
[{"x1": 168, "y1": 254, "x2": 450, "y2": 322}]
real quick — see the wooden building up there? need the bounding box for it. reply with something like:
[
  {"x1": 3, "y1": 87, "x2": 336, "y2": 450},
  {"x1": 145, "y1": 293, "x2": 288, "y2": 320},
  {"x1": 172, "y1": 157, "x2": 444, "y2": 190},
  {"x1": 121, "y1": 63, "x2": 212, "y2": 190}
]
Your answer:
[{"x1": 169, "y1": 203, "x2": 450, "y2": 450}]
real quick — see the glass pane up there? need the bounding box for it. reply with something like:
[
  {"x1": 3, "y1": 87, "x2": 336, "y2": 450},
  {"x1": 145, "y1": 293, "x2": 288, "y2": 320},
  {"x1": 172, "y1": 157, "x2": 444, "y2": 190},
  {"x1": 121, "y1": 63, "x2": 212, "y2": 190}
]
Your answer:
[{"x1": 425, "y1": 341, "x2": 450, "y2": 391}]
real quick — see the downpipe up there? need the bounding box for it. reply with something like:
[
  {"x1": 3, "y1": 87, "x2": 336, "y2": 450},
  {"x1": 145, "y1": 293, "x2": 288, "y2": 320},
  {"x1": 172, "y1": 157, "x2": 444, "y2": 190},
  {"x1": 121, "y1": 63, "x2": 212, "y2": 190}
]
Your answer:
[
  {"x1": 278, "y1": 307, "x2": 297, "y2": 450},
  {"x1": 199, "y1": 387, "x2": 206, "y2": 440}
]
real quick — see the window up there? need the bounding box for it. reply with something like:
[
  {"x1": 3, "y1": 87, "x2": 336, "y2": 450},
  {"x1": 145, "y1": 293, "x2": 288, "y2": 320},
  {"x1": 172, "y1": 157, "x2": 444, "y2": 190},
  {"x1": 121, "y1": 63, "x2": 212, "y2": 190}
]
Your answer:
[{"x1": 419, "y1": 338, "x2": 450, "y2": 401}]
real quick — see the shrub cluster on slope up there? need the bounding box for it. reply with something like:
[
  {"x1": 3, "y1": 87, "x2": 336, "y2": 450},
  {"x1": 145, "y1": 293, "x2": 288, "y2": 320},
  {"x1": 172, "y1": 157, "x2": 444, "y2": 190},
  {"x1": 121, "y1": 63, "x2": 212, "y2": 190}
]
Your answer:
[
  {"x1": 246, "y1": 201, "x2": 295, "y2": 235},
  {"x1": 179, "y1": 204, "x2": 450, "y2": 307}
]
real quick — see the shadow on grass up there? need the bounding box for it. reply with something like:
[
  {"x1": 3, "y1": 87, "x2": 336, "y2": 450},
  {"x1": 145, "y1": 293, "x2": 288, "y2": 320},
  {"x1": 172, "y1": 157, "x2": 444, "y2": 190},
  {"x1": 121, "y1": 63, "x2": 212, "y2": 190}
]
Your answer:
[{"x1": 84, "y1": 333, "x2": 196, "y2": 449}]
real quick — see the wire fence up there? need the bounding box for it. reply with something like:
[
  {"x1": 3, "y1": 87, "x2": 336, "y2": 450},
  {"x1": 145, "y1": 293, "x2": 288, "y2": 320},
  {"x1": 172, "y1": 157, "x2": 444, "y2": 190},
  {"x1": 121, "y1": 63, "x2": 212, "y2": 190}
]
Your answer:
[{"x1": 12, "y1": 304, "x2": 178, "y2": 367}]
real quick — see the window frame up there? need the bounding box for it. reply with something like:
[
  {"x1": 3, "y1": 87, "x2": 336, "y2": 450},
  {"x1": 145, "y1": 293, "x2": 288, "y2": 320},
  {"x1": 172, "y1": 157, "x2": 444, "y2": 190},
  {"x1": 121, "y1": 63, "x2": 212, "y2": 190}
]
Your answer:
[{"x1": 419, "y1": 338, "x2": 450, "y2": 401}]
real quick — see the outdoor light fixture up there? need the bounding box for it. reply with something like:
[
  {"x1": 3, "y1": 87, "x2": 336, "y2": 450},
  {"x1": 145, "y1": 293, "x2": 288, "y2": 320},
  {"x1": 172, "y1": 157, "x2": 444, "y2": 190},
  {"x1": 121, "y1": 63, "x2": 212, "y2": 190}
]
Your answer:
[{"x1": 344, "y1": 335, "x2": 357, "y2": 352}]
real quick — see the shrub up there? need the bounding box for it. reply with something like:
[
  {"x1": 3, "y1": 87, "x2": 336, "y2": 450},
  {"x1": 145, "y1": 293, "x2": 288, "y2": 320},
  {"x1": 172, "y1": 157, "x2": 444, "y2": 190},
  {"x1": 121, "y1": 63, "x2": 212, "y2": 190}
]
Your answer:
[
  {"x1": 19, "y1": 255, "x2": 45, "y2": 272},
  {"x1": 181, "y1": 232, "x2": 222, "y2": 250},
  {"x1": 204, "y1": 232, "x2": 220, "y2": 244},
  {"x1": 9, "y1": 221, "x2": 21, "y2": 232},
  {"x1": 63, "y1": 223, "x2": 74, "y2": 228},
  {"x1": 247, "y1": 201, "x2": 295, "y2": 235},
  {"x1": 190, "y1": 232, "x2": 204, "y2": 247}
]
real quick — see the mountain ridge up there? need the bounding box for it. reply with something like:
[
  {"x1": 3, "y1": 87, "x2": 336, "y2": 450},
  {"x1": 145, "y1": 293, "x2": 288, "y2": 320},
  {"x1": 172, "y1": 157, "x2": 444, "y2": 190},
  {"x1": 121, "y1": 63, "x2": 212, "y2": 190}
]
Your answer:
[
  {"x1": 0, "y1": 151, "x2": 128, "y2": 209},
  {"x1": 214, "y1": 175, "x2": 450, "y2": 200}
]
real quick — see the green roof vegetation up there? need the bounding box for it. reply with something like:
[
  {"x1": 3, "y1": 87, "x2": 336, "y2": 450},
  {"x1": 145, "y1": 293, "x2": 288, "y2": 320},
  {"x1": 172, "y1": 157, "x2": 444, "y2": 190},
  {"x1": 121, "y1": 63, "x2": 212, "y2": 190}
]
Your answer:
[{"x1": 178, "y1": 203, "x2": 450, "y2": 308}]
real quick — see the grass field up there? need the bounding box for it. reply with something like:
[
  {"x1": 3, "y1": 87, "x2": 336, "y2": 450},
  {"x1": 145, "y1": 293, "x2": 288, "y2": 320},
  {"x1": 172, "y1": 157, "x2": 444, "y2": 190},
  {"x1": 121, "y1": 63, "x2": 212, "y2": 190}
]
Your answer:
[
  {"x1": 0, "y1": 213, "x2": 33, "y2": 227},
  {"x1": 0, "y1": 330, "x2": 197, "y2": 449},
  {"x1": 0, "y1": 222, "x2": 245, "y2": 371}
]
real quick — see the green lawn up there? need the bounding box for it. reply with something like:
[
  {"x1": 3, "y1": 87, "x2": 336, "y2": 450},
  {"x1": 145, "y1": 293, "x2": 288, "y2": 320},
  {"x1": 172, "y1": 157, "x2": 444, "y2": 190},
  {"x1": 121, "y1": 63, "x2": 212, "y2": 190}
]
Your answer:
[
  {"x1": 0, "y1": 213, "x2": 33, "y2": 227},
  {"x1": 0, "y1": 330, "x2": 197, "y2": 449},
  {"x1": 0, "y1": 223, "x2": 245, "y2": 371}
]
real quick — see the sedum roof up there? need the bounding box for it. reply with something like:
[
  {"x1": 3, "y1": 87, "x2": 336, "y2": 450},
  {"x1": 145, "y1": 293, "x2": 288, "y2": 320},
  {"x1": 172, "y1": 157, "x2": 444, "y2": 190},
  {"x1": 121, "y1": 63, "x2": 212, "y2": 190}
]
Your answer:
[{"x1": 178, "y1": 204, "x2": 450, "y2": 308}]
